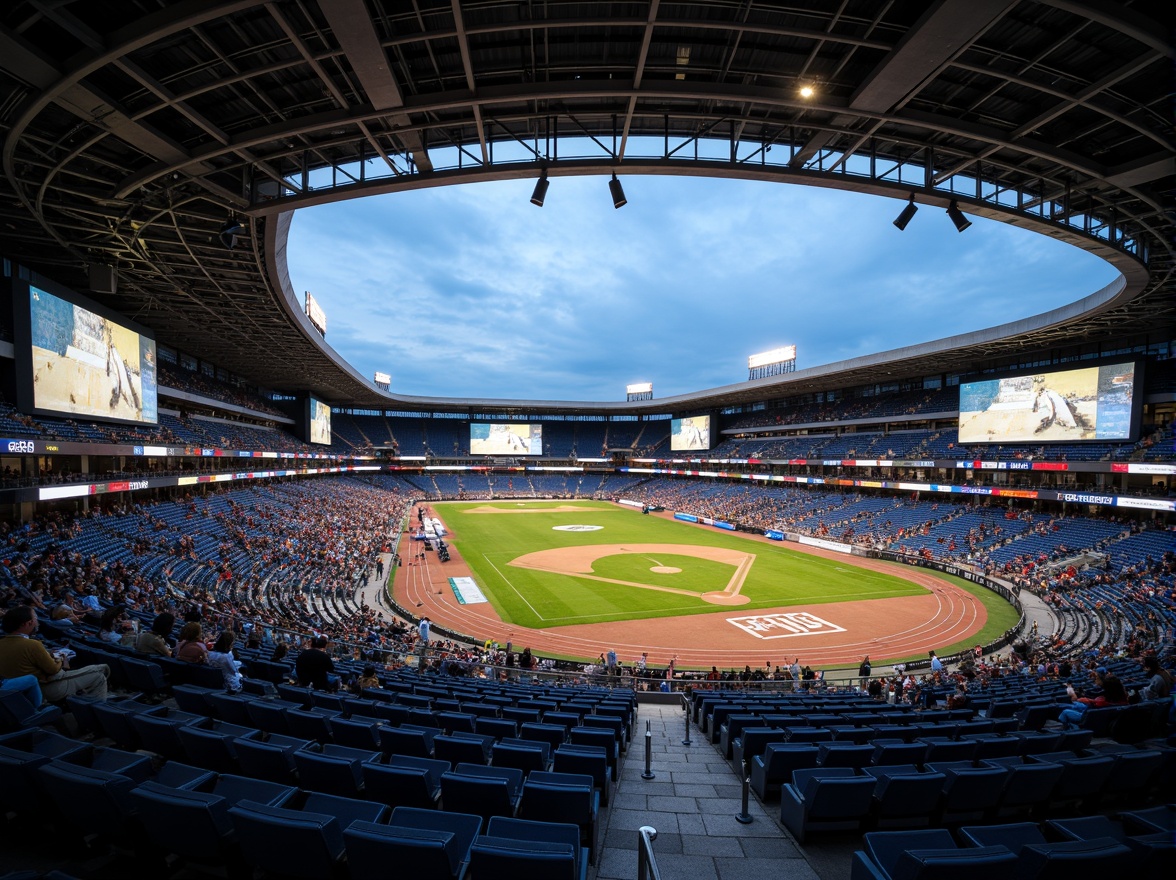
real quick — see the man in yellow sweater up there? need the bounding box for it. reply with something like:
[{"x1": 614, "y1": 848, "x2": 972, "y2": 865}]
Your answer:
[{"x1": 0, "y1": 606, "x2": 109, "y2": 702}]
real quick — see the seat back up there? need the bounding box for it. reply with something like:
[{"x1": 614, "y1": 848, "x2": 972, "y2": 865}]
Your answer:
[
  {"x1": 440, "y1": 773, "x2": 515, "y2": 822},
  {"x1": 893, "y1": 844, "x2": 1018, "y2": 879},
  {"x1": 229, "y1": 799, "x2": 346, "y2": 879},
  {"x1": 233, "y1": 735, "x2": 309, "y2": 784},
  {"x1": 380, "y1": 726, "x2": 435, "y2": 758},
  {"x1": 1018, "y1": 839, "x2": 1134, "y2": 879},
  {"x1": 470, "y1": 835, "x2": 577, "y2": 880},
  {"x1": 799, "y1": 773, "x2": 875, "y2": 819},
  {"x1": 363, "y1": 764, "x2": 438, "y2": 810},
  {"x1": 38, "y1": 761, "x2": 137, "y2": 838},
  {"x1": 130, "y1": 781, "x2": 234, "y2": 859},
  {"x1": 874, "y1": 771, "x2": 946, "y2": 824},
  {"x1": 292, "y1": 749, "x2": 365, "y2": 797},
  {"x1": 344, "y1": 823, "x2": 461, "y2": 880}
]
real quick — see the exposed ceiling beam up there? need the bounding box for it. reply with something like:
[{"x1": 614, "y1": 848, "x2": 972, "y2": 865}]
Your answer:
[
  {"x1": 450, "y1": 0, "x2": 488, "y2": 165},
  {"x1": 618, "y1": 0, "x2": 660, "y2": 161},
  {"x1": 789, "y1": 0, "x2": 1011, "y2": 169},
  {"x1": 318, "y1": 0, "x2": 432, "y2": 172}
]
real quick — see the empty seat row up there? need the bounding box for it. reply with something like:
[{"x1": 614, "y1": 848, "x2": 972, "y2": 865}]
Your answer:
[{"x1": 779, "y1": 748, "x2": 1174, "y2": 842}]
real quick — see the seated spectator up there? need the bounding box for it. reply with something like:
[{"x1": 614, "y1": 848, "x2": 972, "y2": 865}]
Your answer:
[
  {"x1": 1139, "y1": 655, "x2": 1173, "y2": 700},
  {"x1": 353, "y1": 664, "x2": 380, "y2": 693},
  {"x1": 0, "y1": 673, "x2": 43, "y2": 707},
  {"x1": 175, "y1": 621, "x2": 208, "y2": 664},
  {"x1": 1059, "y1": 673, "x2": 1129, "y2": 728},
  {"x1": 49, "y1": 600, "x2": 83, "y2": 628},
  {"x1": 0, "y1": 606, "x2": 109, "y2": 701},
  {"x1": 98, "y1": 605, "x2": 135, "y2": 646},
  {"x1": 207, "y1": 630, "x2": 243, "y2": 693},
  {"x1": 136, "y1": 612, "x2": 174, "y2": 657},
  {"x1": 295, "y1": 635, "x2": 337, "y2": 690}
]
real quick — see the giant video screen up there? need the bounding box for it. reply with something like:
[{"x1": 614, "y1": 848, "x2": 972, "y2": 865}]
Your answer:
[
  {"x1": 470, "y1": 423, "x2": 543, "y2": 455},
  {"x1": 671, "y1": 415, "x2": 712, "y2": 451},
  {"x1": 959, "y1": 361, "x2": 1138, "y2": 444},
  {"x1": 307, "y1": 397, "x2": 332, "y2": 445},
  {"x1": 14, "y1": 280, "x2": 157, "y2": 425}
]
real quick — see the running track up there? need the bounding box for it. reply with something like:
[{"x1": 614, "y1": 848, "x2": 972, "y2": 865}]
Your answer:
[{"x1": 391, "y1": 505, "x2": 988, "y2": 668}]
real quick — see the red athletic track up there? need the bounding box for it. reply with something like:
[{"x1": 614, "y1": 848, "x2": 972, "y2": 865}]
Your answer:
[{"x1": 393, "y1": 504, "x2": 987, "y2": 669}]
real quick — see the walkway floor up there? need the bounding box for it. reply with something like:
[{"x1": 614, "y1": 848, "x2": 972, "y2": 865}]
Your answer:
[{"x1": 595, "y1": 702, "x2": 831, "y2": 880}]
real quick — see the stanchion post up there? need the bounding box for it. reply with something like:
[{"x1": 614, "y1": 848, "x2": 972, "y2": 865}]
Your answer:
[
  {"x1": 641, "y1": 719, "x2": 655, "y2": 780},
  {"x1": 681, "y1": 693, "x2": 692, "y2": 746},
  {"x1": 735, "y1": 759, "x2": 754, "y2": 824}
]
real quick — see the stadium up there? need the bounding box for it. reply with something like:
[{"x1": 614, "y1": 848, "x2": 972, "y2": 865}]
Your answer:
[{"x1": 0, "y1": 2, "x2": 1173, "y2": 879}]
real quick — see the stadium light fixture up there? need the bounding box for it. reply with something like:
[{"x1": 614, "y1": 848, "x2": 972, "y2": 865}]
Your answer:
[
  {"x1": 947, "y1": 200, "x2": 972, "y2": 233},
  {"x1": 218, "y1": 215, "x2": 244, "y2": 249},
  {"x1": 609, "y1": 173, "x2": 627, "y2": 209},
  {"x1": 530, "y1": 169, "x2": 549, "y2": 207},
  {"x1": 892, "y1": 193, "x2": 918, "y2": 231}
]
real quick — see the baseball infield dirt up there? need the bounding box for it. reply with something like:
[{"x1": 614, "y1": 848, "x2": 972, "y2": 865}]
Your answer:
[{"x1": 392, "y1": 503, "x2": 988, "y2": 668}]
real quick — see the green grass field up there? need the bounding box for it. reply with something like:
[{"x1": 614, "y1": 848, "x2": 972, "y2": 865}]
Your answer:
[{"x1": 437, "y1": 500, "x2": 929, "y2": 629}]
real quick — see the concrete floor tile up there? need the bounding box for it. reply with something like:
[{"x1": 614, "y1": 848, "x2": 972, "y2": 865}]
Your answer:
[
  {"x1": 701, "y1": 812, "x2": 786, "y2": 837},
  {"x1": 682, "y1": 835, "x2": 745, "y2": 857},
  {"x1": 610, "y1": 792, "x2": 648, "y2": 811},
  {"x1": 608, "y1": 809, "x2": 681, "y2": 834},
  {"x1": 676, "y1": 813, "x2": 707, "y2": 836},
  {"x1": 738, "y1": 837, "x2": 805, "y2": 859},
  {"x1": 647, "y1": 795, "x2": 700, "y2": 812},
  {"x1": 595, "y1": 847, "x2": 639, "y2": 879},
  {"x1": 716, "y1": 857, "x2": 821, "y2": 880},
  {"x1": 669, "y1": 771, "x2": 726, "y2": 785},
  {"x1": 672, "y1": 783, "x2": 718, "y2": 798}
]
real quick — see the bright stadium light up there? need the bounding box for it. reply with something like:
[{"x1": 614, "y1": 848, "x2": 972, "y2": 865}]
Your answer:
[
  {"x1": 609, "y1": 173, "x2": 627, "y2": 209},
  {"x1": 530, "y1": 170, "x2": 549, "y2": 207},
  {"x1": 892, "y1": 193, "x2": 918, "y2": 231},
  {"x1": 947, "y1": 200, "x2": 972, "y2": 233}
]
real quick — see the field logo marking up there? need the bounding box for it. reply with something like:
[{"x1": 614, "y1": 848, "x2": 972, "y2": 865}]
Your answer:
[
  {"x1": 552, "y1": 525, "x2": 603, "y2": 532},
  {"x1": 727, "y1": 612, "x2": 845, "y2": 639}
]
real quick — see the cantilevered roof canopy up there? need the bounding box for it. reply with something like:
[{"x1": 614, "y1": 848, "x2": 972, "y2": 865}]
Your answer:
[{"x1": 0, "y1": 0, "x2": 1171, "y2": 413}]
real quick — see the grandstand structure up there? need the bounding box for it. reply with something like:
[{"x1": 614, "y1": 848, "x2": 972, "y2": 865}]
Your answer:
[{"x1": 0, "y1": 5, "x2": 1173, "y2": 877}]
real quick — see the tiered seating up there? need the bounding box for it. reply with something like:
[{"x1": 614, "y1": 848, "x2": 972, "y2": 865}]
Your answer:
[{"x1": 0, "y1": 668, "x2": 632, "y2": 877}]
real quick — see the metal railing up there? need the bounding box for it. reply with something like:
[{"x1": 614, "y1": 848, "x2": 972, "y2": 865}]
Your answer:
[{"x1": 637, "y1": 826, "x2": 661, "y2": 880}]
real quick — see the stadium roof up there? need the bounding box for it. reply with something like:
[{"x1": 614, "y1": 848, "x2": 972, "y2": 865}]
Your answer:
[{"x1": 1, "y1": 0, "x2": 1172, "y2": 415}]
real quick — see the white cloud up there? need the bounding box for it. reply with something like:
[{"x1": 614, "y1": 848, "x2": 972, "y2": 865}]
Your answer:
[{"x1": 287, "y1": 177, "x2": 1118, "y2": 400}]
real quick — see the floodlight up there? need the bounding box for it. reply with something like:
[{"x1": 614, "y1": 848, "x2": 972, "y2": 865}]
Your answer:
[
  {"x1": 530, "y1": 171, "x2": 549, "y2": 207},
  {"x1": 799, "y1": 85, "x2": 814, "y2": 99},
  {"x1": 218, "y1": 216, "x2": 244, "y2": 249},
  {"x1": 609, "y1": 173, "x2": 627, "y2": 209},
  {"x1": 947, "y1": 200, "x2": 972, "y2": 233},
  {"x1": 892, "y1": 194, "x2": 918, "y2": 231}
]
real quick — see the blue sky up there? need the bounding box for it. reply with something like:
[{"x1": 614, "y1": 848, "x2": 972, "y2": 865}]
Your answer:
[{"x1": 287, "y1": 175, "x2": 1119, "y2": 403}]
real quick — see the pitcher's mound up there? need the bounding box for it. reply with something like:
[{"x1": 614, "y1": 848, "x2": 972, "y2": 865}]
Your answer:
[
  {"x1": 650, "y1": 566, "x2": 681, "y2": 574},
  {"x1": 701, "y1": 591, "x2": 751, "y2": 605}
]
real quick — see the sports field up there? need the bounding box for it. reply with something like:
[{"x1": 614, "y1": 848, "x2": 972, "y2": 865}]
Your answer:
[{"x1": 436, "y1": 500, "x2": 927, "y2": 629}]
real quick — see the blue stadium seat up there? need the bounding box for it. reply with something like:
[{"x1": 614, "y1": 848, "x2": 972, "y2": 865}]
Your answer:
[
  {"x1": 779, "y1": 767, "x2": 875, "y2": 843},
  {"x1": 470, "y1": 817, "x2": 587, "y2": 880},
  {"x1": 344, "y1": 807, "x2": 482, "y2": 880}
]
